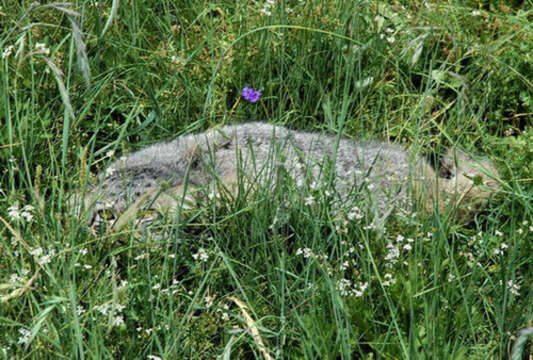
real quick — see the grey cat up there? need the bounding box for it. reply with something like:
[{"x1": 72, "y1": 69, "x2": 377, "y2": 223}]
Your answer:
[{"x1": 73, "y1": 122, "x2": 500, "y2": 230}]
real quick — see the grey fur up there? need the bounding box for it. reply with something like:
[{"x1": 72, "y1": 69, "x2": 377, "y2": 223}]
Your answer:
[{"x1": 73, "y1": 122, "x2": 500, "y2": 229}]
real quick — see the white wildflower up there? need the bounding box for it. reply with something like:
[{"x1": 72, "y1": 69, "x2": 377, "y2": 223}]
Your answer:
[
  {"x1": 354, "y1": 76, "x2": 374, "y2": 90},
  {"x1": 21, "y1": 205, "x2": 35, "y2": 222},
  {"x1": 35, "y1": 42, "x2": 50, "y2": 55},
  {"x1": 353, "y1": 281, "x2": 368, "y2": 297},
  {"x1": 111, "y1": 315, "x2": 124, "y2": 327},
  {"x1": 501, "y1": 280, "x2": 520, "y2": 296},
  {"x1": 304, "y1": 195, "x2": 315, "y2": 206},
  {"x1": 296, "y1": 247, "x2": 313, "y2": 258},
  {"x1": 29, "y1": 247, "x2": 44, "y2": 257},
  {"x1": 336, "y1": 278, "x2": 352, "y2": 296},
  {"x1": 385, "y1": 243, "x2": 400, "y2": 266},
  {"x1": 383, "y1": 273, "x2": 396, "y2": 286},
  {"x1": 347, "y1": 207, "x2": 363, "y2": 220},
  {"x1": 2, "y1": 45, "x2": 14, "y2": 59},
  {"x1": 134, "y1": 253, "x2": 148, "y2": 261},
  {"x1": 17, "y1": 328, "x2": 31, "y2": 345},
  {"x1": 147, "y1": 356, "x2": 162, "y2": 360},
  {"x1": 7, "y1": 206, "x2": 21, "y2": 220},
  {"x1": 95, "y1": 303, "x2": 111, "y2": 315},
  {"x1": 259, "y1": 8, "x2": 272, "y2": 16},
  {"x1": 192, "y1": 248, "x2": 209, "y2": 262},
  {"x1": 10, "y1": 273, "x2": 25, "y2": 284},
  {"x1": 471, "y1": 10, "x2": 481, "y2": 16},
  {"x1": 36, "y1": 249, "x2": 55, "y2": 265},
  {"x1": 205, "y1": 294, "x2": 214, "y2": 308}
]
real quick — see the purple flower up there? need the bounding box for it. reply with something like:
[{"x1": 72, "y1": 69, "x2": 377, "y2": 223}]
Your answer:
[{"x1": 241, "y1": 86, "x2": 262, "y2": 103}]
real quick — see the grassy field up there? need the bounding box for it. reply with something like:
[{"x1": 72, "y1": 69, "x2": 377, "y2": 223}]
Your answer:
[{"x1": 1, "y1": 0, "x2": 532, "y2": 358}]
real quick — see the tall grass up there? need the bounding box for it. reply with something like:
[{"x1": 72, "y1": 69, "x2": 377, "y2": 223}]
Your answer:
[{"x1": 0, "y1": 0, "x2": 531, "y2": 358}]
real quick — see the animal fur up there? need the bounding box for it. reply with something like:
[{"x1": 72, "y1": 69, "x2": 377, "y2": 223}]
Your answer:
[{"x1": 73, "y1": 122, "x2": 500, "y2": 230}]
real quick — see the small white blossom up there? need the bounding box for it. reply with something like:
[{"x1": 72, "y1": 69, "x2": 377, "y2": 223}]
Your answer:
[
  {"x1": 501, "y1": 280, "x2": 520, "y2": 296},
  {"x1": 10, "y1": 273, "x2": 25, "y2": 284},
  {"x1": 111, "y1": 316, "x2": 124, "y2": 327},
  {"x1": 17, "y1": 328, "x2": 31, "y2": 345},
  {"x1": 35, "y1": 42, "x2": 50, "y2": 55},
  {"x1": 383, "y1": 273, "x2": 396, "y2": 286},
  {"x1": 347, "y1": 207, "x2": 363, "y2": 220},
  {"x1": 385, "y1": 243, "x2": 400, "y2": 266},
  {"x1": 353, "y1": 282, "x2": 368, "y2": 297},
  {"x1": 336, "y1": 278, "x2": 352, "y2": 296},
  {"x1": 29, "y1": 247, "x2": 44, "y2": 257},
  {"x1": 192, "y1": 248, "x2": 209, "y2": 262},
  {"x1": 471, "y1": 10, "x2": 481, "y2": 16},
  {"x1": 36, "y1": 249, "x2": 55, "y2": 265},
  {"x1": 354, "y1": 77, "x2": 374, "y2": 90},
  {"x1": 147, "y1": 356, "x2": 162, "y2": 360},
  {"x1": 304, "y1": 195, "x2": 315, "y2": 206},
  {"x1": 296, "y1": 247, "x2": 314, "y2": 258},
  {"x1": 134, "y1": 253, "x2": 148, "y2": 261},
  {"x1": 7, "y1": 206, "x2": 22, "y2": 220},
  {"x1": 7, "y1": 204, "x2": 35, "y2": 223},
  {"x1": 2, "y1": 45, "x2": 14, "y2": 59}
]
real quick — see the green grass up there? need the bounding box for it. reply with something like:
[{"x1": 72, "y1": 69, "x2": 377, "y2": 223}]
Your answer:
[{"x1": 1, "y1": 0, "x2": 532, "y2": 358}]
